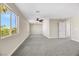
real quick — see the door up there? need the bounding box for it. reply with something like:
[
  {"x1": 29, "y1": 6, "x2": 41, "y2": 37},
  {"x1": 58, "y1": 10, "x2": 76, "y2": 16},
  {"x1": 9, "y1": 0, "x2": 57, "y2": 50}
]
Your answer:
[{"x1": 59, "y1": 21, "x2": 66, "y2": 38}]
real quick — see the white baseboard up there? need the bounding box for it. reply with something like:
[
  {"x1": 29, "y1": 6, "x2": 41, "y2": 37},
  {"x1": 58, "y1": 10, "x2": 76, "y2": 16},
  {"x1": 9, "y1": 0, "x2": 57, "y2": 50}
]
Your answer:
[
  {"x1": 71, "y1": 39, "x2": 79, "y2": 43},
  {"x1": 43, "y1": 35, "x2": 58, "y2": 39},
  {"x1": 10, "y1": 33, "x2": 30, "y2": 56}
]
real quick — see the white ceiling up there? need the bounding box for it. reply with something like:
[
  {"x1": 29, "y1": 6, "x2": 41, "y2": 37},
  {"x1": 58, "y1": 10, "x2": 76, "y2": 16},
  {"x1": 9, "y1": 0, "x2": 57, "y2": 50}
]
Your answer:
[{"x1": 15, "y1": 3, "x2": 79, "y2": 21}]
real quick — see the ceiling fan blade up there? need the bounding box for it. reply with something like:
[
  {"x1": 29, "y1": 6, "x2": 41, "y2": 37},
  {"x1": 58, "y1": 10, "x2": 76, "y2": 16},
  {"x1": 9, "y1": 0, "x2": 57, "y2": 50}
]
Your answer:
[{"x1": 36, "y1": 18, "x2": 39, "y2": 21}]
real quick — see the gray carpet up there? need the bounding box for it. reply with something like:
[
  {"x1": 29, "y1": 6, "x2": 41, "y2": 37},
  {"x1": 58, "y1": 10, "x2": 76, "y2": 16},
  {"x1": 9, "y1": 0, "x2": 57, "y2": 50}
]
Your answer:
[{"x1": 12, "y1": 34, "x2": 79, "y2": 56}]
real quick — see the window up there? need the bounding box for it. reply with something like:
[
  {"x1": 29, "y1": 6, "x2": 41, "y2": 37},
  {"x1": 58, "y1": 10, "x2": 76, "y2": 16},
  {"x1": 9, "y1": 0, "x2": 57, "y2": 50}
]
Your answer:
[
  {"x1": 11, "y1": 12, "x2": 17, "y2": 34},
  {"x1": 0, "y1": 4, "x2": 18, "y2": 39}
]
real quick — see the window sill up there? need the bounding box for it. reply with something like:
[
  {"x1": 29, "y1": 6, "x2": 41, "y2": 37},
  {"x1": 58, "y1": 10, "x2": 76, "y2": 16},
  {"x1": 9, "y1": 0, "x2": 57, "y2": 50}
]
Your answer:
[{"x1": 1, "y1": 33, "x2": 17, "y2": 40}]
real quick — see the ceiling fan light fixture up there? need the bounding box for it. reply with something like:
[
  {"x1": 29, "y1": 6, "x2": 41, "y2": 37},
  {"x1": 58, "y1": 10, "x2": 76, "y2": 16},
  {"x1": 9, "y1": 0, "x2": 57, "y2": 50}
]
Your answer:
[{"x1": 36, "y1": 10, "x2": 40, "y2": 13}]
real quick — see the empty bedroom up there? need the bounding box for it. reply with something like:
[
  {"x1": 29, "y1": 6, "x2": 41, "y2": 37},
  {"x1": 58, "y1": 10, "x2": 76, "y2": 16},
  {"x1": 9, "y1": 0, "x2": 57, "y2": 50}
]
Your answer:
[{"x1": 0, "y1": 3, "x2": 79, "y2": 56}]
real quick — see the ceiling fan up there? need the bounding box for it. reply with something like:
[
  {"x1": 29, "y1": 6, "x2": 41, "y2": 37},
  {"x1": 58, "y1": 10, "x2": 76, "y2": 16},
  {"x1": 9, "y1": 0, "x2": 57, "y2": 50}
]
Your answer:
[
  {"x1": 35, "y1": 10, "x2": 43, "y2": 22},
  {"x1": 36, "y1": 18, "x2": 43, "y2": 22}
]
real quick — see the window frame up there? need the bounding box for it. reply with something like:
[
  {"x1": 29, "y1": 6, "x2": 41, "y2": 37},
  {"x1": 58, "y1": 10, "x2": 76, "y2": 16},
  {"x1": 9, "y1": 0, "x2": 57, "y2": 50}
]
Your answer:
[{"x1": 0, "y1": 4, "x2": 19, "y2": 39}]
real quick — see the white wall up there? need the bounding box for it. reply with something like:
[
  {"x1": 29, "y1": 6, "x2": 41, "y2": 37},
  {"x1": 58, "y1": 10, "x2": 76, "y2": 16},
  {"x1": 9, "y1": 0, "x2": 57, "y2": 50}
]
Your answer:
[
  {"x1": 0, "y1": 4, "x2": 30, "y2": 56},
  {"x1": 49, "y1": 20, "x2": 58, "y2": 38},
  {"x1": 71, "y1": 17, "x2": 79, "y2": 42},
  {"x1": 42, "y1": 19, "x2": 58, "y2": 38},
  {"x1": 30, "y1": 24, "x2": 42, "y2": 34},
  {"x1": 42, "y1": 19, "x2": 50, "y2": 38}
]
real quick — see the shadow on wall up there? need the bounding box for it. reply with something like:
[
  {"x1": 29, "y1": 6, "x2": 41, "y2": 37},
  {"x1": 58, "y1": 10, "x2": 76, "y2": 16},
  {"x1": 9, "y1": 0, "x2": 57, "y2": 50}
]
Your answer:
[{"x1": 76, "y1": 51, "x2": 79, "y2": 56}]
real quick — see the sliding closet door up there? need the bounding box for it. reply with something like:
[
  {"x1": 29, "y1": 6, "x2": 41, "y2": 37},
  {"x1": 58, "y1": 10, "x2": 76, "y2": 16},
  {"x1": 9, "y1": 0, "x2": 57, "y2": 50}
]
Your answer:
[
  {"x1": 66, "y1": 20, "x2": 71, "y2": 38},
  {"x1": 59, "y1": 21, "x2": 66, "y2": 38}
]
